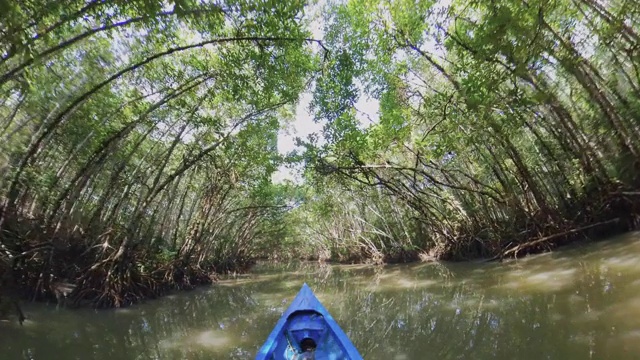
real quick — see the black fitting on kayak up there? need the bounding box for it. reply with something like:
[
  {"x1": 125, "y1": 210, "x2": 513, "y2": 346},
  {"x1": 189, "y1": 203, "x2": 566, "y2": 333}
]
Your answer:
[{"x1": 300, "y1": 338, "x2": 317, "y2": 352}]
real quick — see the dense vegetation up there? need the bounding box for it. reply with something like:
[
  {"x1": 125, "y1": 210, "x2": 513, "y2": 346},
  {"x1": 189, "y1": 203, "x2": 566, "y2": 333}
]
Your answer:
[
  {"x1": 0, "y1": 0, "x2": 320, "y2": 309},
  {"x1": 292, "y1": 0, "x2": 640, "y2": 262},
  {"x1": 1, "y1": 0, "x2": 639, "y2": 312}
]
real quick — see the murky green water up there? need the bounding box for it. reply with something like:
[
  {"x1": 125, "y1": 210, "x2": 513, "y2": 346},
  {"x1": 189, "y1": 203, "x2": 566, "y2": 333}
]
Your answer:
[{"x1": 2, "y1": 232, "x2": 640, "y2": 359}]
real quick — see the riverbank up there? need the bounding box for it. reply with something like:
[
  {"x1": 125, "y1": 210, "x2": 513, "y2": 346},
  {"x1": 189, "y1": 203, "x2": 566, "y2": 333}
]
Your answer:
[
  {"x1": 2, "y1": 185, "x2": 639, "y2": 320},
  {"x1": 0, "y1": 210, "x2": 256, "y2": 319},
  {"x1": 4, "y1": 234, "x2": 640, "y2": 359},
  {"x1": 441, "y1": 187, "x2": 640, "y2": 262},
  {"x1": 298, "y1": 185, "x2": 640, "y2": 265}
]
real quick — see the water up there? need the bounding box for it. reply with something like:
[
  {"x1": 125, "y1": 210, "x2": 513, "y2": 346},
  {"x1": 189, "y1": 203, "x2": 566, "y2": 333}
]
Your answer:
[{"x1": 2, "y1": 232, "x2": 640, "y2": 359}]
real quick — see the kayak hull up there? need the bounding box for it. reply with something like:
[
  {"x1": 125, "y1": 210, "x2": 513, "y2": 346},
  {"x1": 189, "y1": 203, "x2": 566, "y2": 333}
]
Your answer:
[{"x1": 255, "y1": 283, "x2": 363, "y2": 360}]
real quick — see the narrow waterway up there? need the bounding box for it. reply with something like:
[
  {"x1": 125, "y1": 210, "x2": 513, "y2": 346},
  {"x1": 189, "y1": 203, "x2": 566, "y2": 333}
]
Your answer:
[{"x1": 2, "y1": 232, "x2": 640, "y2": 359}]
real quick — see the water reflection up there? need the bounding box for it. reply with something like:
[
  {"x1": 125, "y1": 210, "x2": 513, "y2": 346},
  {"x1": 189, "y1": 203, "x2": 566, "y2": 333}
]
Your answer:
[{"x1": 1, "y1": 232, "x2": 640, "y2": 359}]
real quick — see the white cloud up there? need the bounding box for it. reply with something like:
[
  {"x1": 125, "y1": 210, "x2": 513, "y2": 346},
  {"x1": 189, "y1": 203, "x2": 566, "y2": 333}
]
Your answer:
[
  {"x1": 354, "y1": 81, "x2": 380, "y2": 128},
  {"x1": 277, "y1": 92, "x2": 324, "y2": 155}
]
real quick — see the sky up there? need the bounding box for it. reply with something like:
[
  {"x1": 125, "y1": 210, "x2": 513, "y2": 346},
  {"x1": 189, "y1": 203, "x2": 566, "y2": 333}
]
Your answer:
[
  {"x1": 272, "y1": 88, "x2": 380, "y2": 183},
  {"x1": 269, "y1": 0, "x2": 454, "y2": 184},
  {"x1": 271, "y1": 1, "x2": 381, "y2": 183}
]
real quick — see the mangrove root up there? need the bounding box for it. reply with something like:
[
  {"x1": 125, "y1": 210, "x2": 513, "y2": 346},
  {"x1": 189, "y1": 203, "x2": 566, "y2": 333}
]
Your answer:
[{"x1": 498, "y1": 218, "x2": 621, "y2": 260}]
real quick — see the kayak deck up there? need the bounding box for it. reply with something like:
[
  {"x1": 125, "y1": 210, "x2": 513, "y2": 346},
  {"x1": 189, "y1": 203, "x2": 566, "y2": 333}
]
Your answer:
[{"x1": 256, "y1": 283, "x2": 363, "y2": 360}]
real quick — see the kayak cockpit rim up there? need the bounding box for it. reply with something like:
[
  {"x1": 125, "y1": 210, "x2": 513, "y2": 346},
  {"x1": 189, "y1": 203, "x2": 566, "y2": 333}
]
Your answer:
[{"x1": 255, "y1": 283, "x2": 363, "y2": 360}]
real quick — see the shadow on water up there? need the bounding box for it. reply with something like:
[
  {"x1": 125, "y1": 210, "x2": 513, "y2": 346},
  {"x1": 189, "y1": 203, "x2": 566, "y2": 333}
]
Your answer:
[{"x1": 2, "y1": 232, "x2": 640, "y2": 359}]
